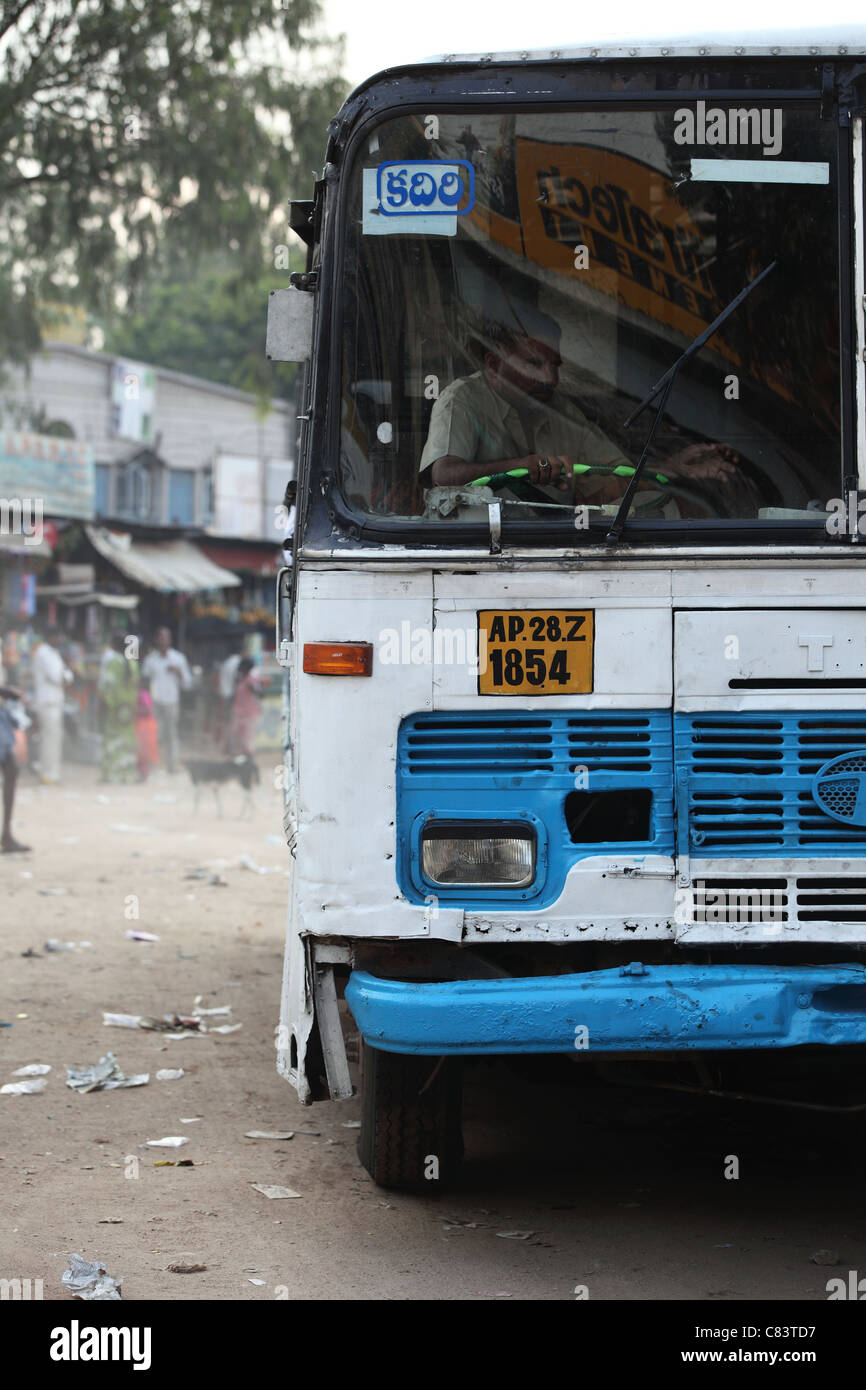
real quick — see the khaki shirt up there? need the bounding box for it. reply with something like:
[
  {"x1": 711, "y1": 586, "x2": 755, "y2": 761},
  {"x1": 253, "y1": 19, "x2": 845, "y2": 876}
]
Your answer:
[{"x1": 419, "y1": 372, "x2": 631, "y2": 495}]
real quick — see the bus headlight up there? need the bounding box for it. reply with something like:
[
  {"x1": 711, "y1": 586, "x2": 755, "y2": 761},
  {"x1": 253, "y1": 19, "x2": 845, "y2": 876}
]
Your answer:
[{"x1": 420, "y1": 822, "x2": 536, "y2": 887}]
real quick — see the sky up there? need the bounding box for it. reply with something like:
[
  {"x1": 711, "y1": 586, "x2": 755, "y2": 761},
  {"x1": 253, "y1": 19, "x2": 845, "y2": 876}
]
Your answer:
[{"x1": 320, "y1": 1, "x2": 866, "y2": 87}]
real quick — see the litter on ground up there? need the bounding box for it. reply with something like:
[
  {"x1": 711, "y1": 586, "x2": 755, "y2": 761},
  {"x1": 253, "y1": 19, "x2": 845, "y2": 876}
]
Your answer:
[
  {"x1": 1, "y1": 1078, "x2": 47, "y2": 1095},
  {"x1": 103, "y1": 1011, "x2": 201, "y2": 1034},
  {"x1": 250, "y1": 1183, "x2": 301, "y2": 1200},
  {"x1": 66, "y1": 1054, "x2": 149, "y2": 1093},
  {"x1": 61, "y1": 1253, "x2": 123, "y2": 1301}
]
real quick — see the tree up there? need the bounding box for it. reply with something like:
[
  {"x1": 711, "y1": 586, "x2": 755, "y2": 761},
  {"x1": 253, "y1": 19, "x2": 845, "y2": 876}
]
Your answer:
[
  {"x1": 0, "y1": 0, "x2": 346, "y2": 366},
  {"x1": 103, "y1": 259, "x2": 299, "y2": 404}
]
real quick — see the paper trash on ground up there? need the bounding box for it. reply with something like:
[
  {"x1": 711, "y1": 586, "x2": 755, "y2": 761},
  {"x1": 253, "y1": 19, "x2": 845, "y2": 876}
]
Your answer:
[
  {"x1": 1, "y1": 1078, "x2": 48, "y2": 1095},
  {"x1": 250, "y1": 1183, "x2": 301, "y2": 1199},
  {"x1": 66, "y1": 1053, "x2": 149, "y2": 1093},
  {"x1": 61, "y1": 1253, "x2": 123, "y2": 1301}
]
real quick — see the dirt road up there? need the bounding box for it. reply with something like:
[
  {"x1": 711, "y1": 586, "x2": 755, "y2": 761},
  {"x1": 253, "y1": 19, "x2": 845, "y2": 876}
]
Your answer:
[{"x1": 2, "y1": 765, "x2": 865, "y2": 1301}]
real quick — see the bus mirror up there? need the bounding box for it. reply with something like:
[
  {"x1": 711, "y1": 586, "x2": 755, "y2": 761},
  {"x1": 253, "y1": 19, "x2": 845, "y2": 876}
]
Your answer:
[{"x1": 266, "y1": 287, "x2": 314, "y2": 362}]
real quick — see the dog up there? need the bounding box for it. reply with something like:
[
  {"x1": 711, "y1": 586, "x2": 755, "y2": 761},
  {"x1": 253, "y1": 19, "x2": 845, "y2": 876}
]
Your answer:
[{"x1": 184, "y1": 755, "x2": 260, "y2": 818}]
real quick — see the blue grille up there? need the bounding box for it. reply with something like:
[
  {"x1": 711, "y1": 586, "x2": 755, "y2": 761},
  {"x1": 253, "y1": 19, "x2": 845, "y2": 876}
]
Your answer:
[
  {"x1": 398, "y1": 711, "x2": 674, "y2": 906},
  {"x1": 675, "y1": 713, "x2": 866, "y2": 856}
]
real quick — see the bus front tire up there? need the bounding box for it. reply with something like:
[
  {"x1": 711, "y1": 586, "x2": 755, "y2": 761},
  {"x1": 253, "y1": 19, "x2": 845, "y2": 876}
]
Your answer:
[{"x1": 357, "y1": 1042, "x2": 463, "y2": 1191}]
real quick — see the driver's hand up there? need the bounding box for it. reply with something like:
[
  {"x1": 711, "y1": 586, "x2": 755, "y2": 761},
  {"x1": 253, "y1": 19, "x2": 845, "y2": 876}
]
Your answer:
[
  {"x1": 670, "y1": 443, "x2": 739, "y2": 480},
  {"x1": 522, "y1": 454, "x2": 571, "y2": 490}
]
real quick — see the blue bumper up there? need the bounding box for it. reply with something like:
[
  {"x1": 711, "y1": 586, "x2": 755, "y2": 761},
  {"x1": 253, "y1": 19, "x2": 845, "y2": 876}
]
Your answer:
[{"x1": 345, "y1": 963, "x2": 866, "y2": 1055}]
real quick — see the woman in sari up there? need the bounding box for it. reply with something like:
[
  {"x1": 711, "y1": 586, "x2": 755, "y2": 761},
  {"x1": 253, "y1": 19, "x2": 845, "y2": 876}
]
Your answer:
[
  {"x1": 229, "y1": 657, "x2": 263, "y2": 757},
  {"x1": 136, "y1": 688, "x2": 159, "y2": 781},
  {"x1": 99, "y1": 634, "x2": 139, "y2": 783}
]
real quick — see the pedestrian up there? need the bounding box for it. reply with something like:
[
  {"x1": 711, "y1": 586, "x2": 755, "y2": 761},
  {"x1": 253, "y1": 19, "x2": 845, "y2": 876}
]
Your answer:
[
  {"x1": 135, "y1": 689, "x2": 159, "y2": 782},
  {"x1": 140, "y1": 627, "x2": 193, "y2": 773},
  {"x1": 218, "y1": 645, "x2": 244, "y2": 750},
  {"x1": 32, "y1": 625, "x2": 73, "y2": 785},
  {"x1": 229, "y1": 657, "x2": 263, "y2": 757},
  {"x1": 0, "y1": 669, "x2": 30, "y2": 853},
  {"x1": 98, "y1": 633, "x2": 139, "y2": 783},
  {"x1": 281, "y1": 479, "x2": 297, "y2": 566}
]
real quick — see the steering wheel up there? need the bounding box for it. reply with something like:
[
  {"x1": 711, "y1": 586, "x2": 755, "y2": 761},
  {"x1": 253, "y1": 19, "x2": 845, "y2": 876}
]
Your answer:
[{"x1": 467, "y1": 461, "x2": 724, "y2": 520}]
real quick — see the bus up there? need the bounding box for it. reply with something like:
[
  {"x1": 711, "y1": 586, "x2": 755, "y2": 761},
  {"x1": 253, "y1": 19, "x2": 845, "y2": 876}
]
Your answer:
[{"x1": 269, "y1": 26, "x2": 866, "y2": 1190}]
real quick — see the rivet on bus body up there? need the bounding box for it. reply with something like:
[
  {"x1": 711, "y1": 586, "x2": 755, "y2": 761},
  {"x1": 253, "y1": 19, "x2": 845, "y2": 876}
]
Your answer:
[{"x1": 796, "y1": 993, "x2": 812, "y2": 1009}]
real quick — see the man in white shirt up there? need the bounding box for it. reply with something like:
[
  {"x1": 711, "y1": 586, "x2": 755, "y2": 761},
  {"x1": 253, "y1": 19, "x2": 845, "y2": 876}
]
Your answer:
[
  {"x1": 219, "y1": 650, "x2": 242, "y2": 701},
  {"x1": 33, "y1": 627, "x2": 73, "y2": 785},
  {"x1": 281, "y1": 479, "x2": 297, "y2": 566},
  {"x1": 141, "y1": 627, "x2": 193, "y2": 773},
  {"x1": 218, "y1": 648, "x2": 243, "y2": 752}
]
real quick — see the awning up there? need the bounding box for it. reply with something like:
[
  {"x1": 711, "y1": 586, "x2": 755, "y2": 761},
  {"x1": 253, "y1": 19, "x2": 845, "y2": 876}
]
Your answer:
[
  {"x1": 198, "y1": 540, "x2": 281, "y2": 577},
  {"x1": 85, "y1": 525, "x2": 241, "y2": 593},
  {"x1": 58, "y1": 592, "x2": 140, "y2": 609}
]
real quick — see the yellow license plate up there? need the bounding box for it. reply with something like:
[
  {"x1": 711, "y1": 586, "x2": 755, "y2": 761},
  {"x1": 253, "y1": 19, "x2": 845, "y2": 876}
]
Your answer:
[{"x1": 477, "y1": 609, "x2": 594, "y2": 695}]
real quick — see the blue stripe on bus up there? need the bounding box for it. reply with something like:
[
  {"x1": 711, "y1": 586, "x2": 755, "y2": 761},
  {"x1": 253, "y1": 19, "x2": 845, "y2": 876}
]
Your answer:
[{"x1": 346, "y1": 963, "x2": 866, "y2": 1054}]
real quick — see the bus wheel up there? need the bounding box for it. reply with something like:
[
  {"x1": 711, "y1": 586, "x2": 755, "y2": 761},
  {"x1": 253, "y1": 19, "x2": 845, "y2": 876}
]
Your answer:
[{"x1": 357, "y1": 1042, "x2": 463, "y2": 1191}]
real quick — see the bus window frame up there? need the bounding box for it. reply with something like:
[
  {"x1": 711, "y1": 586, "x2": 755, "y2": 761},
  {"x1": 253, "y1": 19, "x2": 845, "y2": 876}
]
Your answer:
[{"x1": 302, "y1": 62, "x2": 859, "y2": 555}]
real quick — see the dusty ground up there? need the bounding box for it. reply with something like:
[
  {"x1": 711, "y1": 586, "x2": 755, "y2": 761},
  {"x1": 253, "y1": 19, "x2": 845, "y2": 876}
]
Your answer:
[{"x1": 2, "y1": 763, "x2": 866, "y2": 1302}]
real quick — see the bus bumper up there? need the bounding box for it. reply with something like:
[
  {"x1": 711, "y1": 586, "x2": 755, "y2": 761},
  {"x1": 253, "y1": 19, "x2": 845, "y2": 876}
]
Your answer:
[{"x1": 345, "y1": 963, "x2": 866, "y2": 1054}]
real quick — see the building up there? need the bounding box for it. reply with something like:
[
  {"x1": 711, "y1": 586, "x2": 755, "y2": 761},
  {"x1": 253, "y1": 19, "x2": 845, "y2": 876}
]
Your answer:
[
  {"x1": 4, "y1": 341, "x2": 293, "y2": 534},
  {"x1": 1, "y1": 342, "x2": 294, "y2": 755}
]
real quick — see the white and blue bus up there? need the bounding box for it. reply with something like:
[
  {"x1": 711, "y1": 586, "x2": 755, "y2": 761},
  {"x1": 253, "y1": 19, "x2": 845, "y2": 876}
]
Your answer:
[{"x1": 270, "y1": 27, "x2": 866, "y2": 1188}]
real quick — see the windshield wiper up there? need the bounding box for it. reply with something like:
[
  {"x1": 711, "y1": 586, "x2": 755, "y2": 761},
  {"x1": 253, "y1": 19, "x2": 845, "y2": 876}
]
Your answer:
[{"x1": 605, "y1": 259, "x2": 777, "y2": 546}]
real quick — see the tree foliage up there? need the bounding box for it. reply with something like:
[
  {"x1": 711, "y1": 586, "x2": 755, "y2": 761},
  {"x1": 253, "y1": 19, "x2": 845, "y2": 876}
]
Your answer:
[
  {"x1": 103, "y1": 259, "x2": 299, "y2": 403},
  {"x1": 0, "y1": 0, "x2": 346, "y2": 365}
]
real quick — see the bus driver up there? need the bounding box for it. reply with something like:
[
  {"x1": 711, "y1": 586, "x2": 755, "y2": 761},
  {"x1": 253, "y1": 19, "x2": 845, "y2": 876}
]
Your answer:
[{"x1": 419, "y1": 314, "x2": 739, "y2": 506}]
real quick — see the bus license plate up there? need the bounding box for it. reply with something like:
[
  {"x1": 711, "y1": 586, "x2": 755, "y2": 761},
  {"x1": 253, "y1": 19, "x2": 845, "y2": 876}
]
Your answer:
[{"x1": 477, "y1": 609, "x2": 594, "y2": 695}]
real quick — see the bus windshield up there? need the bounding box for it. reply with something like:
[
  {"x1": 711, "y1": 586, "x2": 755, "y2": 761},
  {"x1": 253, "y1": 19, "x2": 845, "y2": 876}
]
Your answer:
[{"x1": 339, "y1": 104, "x2": 841, "y2": 534}]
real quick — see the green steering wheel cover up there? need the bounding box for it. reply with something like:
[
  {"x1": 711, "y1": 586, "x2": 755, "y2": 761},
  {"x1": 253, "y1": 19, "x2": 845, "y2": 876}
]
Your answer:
[{"x1": 468, "y1": 462, "x2": 670, "y2": 488}]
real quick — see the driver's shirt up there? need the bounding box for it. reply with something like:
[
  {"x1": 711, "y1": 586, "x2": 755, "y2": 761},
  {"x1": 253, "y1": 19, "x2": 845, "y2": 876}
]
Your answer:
[{"x1": 419, "y1": 370, "x2": 630, "y2": 498}]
